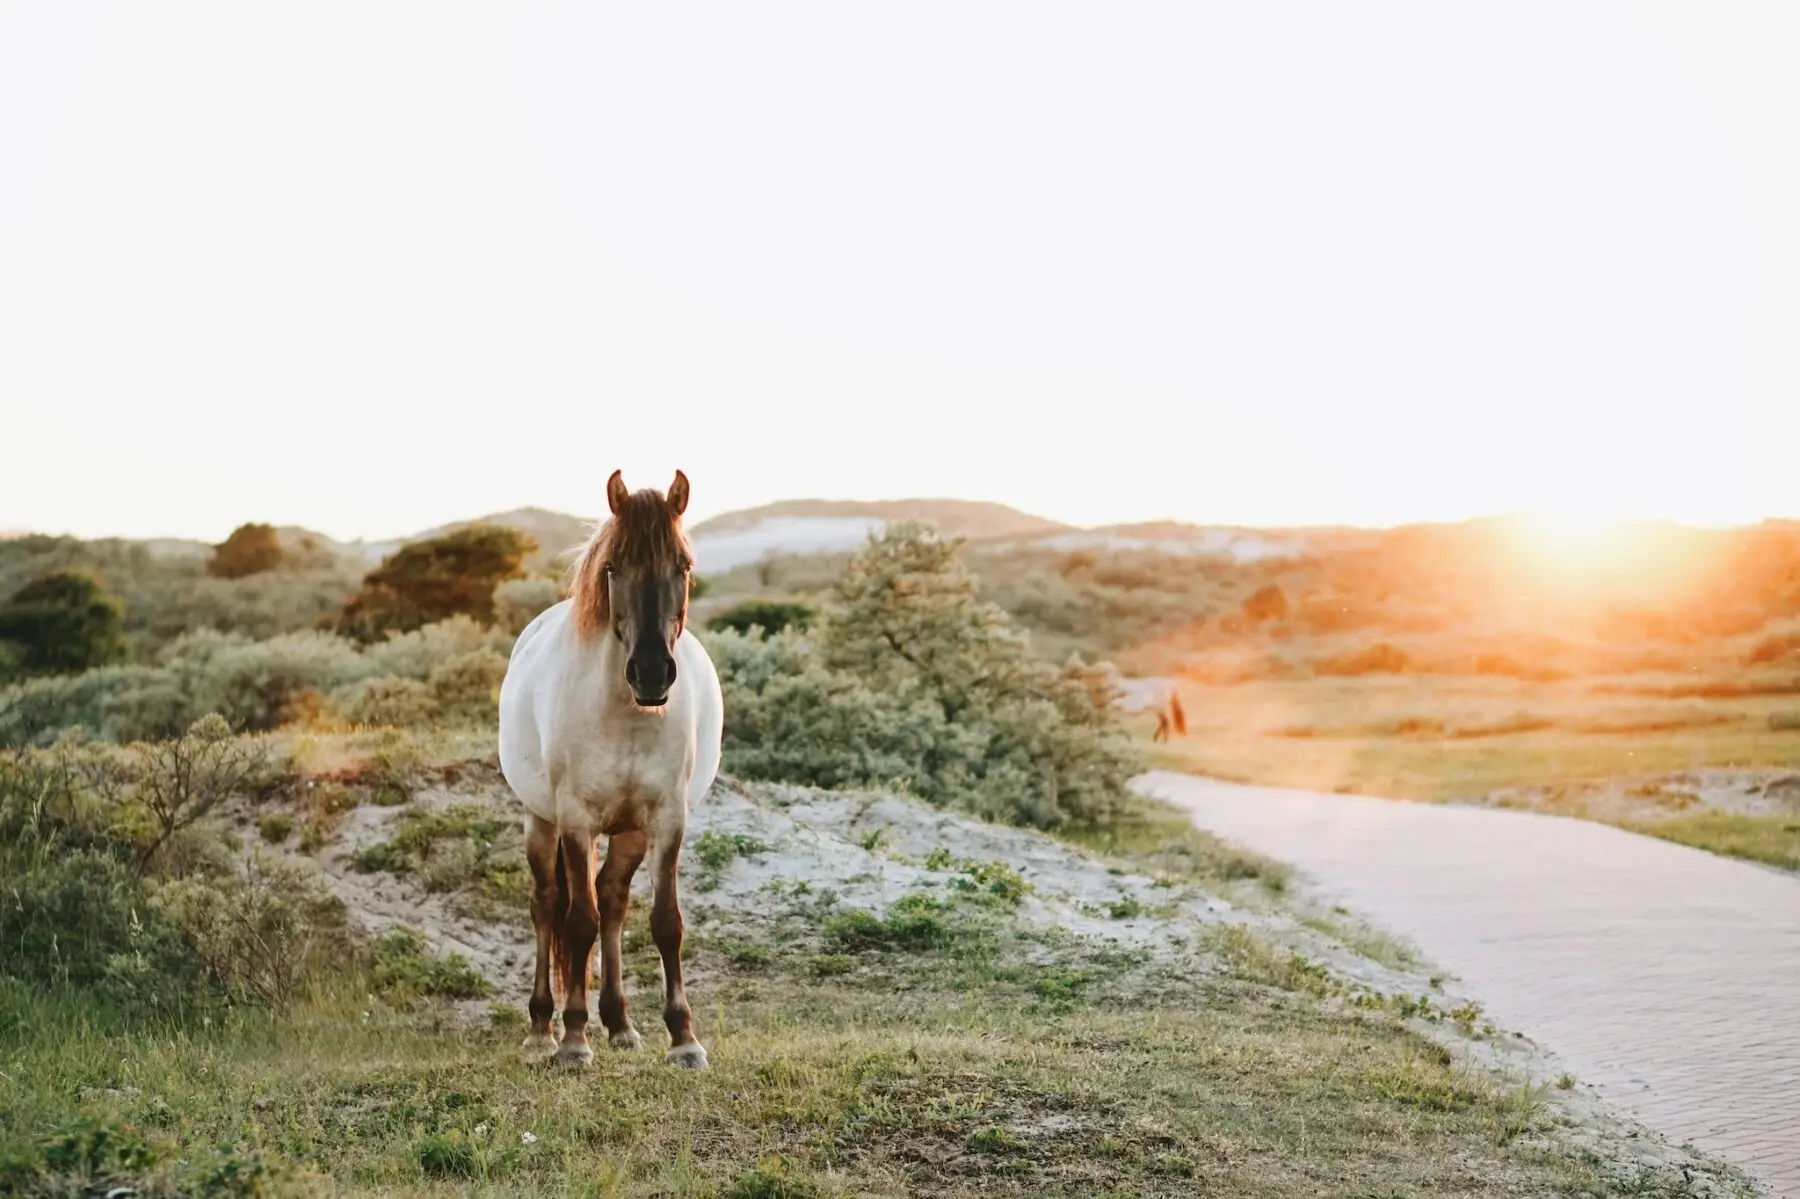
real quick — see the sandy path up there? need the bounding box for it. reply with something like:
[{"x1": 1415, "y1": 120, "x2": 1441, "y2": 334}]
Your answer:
[{"x1": 1137, "y1": 771, "x2": 1800, "y2": 1198}]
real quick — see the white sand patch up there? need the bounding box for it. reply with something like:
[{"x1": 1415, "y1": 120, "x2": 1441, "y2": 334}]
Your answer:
[{"x1": 692, "y1": 516, "x2": 887, "y2": 573}]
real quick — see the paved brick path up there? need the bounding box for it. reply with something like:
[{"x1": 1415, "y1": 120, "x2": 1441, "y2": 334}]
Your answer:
[{"x1": 1138, "y1": 772, "x2": 1800, "y2": 1196}]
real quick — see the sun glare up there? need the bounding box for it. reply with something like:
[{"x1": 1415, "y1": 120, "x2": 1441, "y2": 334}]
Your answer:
[{"x1": 1522, "y1": 509, "x2": 1627, "y2": 552}]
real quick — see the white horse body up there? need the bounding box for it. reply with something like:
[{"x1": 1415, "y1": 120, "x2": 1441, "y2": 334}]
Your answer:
[{"x1": 499, "y1": 598, "x2": 723, "y2": 837}]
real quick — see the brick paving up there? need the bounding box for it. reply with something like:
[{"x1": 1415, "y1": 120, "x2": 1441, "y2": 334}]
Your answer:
[{"x1": 1138, "y1": 772, "x2": 1800, "y2": 1197}]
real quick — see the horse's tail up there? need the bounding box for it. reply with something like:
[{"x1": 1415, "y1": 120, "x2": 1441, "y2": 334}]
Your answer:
[
  {"x1": 1168, "y1": 691, "x2": 1187, "y2": 737},
  {"x1": 548, "y1": 833, "x2": 596, "y2": 1002}
]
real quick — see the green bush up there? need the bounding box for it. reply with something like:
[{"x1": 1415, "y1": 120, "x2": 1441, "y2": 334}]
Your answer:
[
  {"x1": 0, "y1": 739, "x2": 209, "y2": 1010},
  {"x1": 428, "y1": 648, "x2": 509, "y2": 722},
  {"x1": 710, "y1": 524, "x2": 1140, "y2": 829},
  {"x1": 492, "y1": 576, "x2": 561, "y2": 636},
  {"x1": 369, "y1": 927, "x2": 490, "y2": 1000},
  {"x1": 334, "y1": 526, "x2": 535, "y2": 642},
  {"x1": 151, "y1": 854, "x2": 349, "y2": 1010},
  {"x1": 180, "y1": 630, "x2": 370, "y2": 730},
  {"x1": 329, "y1": 676, "x2": 440, "y2": 728},
  {"x1": 707, "y1": 599, "x2": 817, "y2": 637},
  {"x1": 0, "y1": 569, "x2": 128, "y2": 678}
]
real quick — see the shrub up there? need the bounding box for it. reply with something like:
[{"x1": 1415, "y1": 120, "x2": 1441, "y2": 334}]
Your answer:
[
  {"x1": 0, "y1": 665, "x2": 199, "y2": 748},
  {"x1": 492, "y1": 576, "x2": 561, "y2": 635},
  {"x1": 334, "y1": 526, "x2": 535, "y2": 642},
  {"x1": 329, "y1": 676, "x2": 440, "y2": 728},
  {"x1": 709, "y1": 525, "x2": 1140, "y2": 829},
  {"x1": 127, "y1": 715, "x2": 273, "y2": 869},
  {"x1": 363, "y1": 616, "x2": 508, "y2": 680},
  {"x1": 0, "y1": 569, "x2": 128, "y2": 678},
  {"x1": 707, "y1": 599, "x2": 817, "y2": 637},
  {"x1": 369, "y1": 927, "x2": 490, "y2": 1000},
  {"x1": 428, "y1": 648, "x2": 509, "y2": 722},
  {"x1": 151, "y1": 854, "x2": 349, "y2": 1010},
  {"x1": 207, "y1": 523, "x2": 286, "y2": 579},
  {"x1": 183, "y1": 630, "x2": 370, "y2": 731},
  {"x1": 0, "y1": 739, "x2": 210, "y2": 1009}
]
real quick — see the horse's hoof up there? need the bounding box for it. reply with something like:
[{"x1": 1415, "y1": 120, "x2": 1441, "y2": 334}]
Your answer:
[
  {"x1": 609, "y1": 1028, "x2": 643, "y2": 1051},
  {"x1": 665, "y1": 1043, "x2": 709, "y2": 1070},
  {"x1": 520, "y1": 1032, "x2": 556, "y2": 1057},
  {"x1": 552, "y1": 1042, "x2": 594, "y2": 1067}
]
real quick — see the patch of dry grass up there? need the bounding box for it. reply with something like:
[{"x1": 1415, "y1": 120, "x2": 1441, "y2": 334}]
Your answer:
[{"x1": 1140, "y1": 676, "x2": 1800, "y2": 802}]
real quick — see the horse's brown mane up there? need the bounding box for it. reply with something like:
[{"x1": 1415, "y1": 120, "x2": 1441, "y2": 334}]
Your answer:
[{"x1": 568, "y1": 489, "x2": 692, "y2": 639}]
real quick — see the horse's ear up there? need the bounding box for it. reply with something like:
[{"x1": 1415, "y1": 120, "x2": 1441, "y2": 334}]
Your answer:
[
  {"x1": 667, "y1": 470, "x2": 690, "y2": 517},
  {"x1": 606, "y1": 470, "x2": 629, "y2": 515}
]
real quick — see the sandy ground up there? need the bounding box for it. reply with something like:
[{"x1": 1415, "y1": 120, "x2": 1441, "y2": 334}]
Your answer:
[{"x1": 239, "y1": 769, "x2": 1756, "y2": 1193}]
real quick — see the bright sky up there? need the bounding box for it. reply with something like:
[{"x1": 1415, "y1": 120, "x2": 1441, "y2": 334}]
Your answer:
[{"x1": 2, "y1": 3, "x2": 1796, "y2": 542}]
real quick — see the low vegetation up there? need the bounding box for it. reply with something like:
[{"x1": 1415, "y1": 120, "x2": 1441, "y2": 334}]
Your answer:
[{"x1": 0, "y1": 502, "x2": 1785, "y2": 1192}]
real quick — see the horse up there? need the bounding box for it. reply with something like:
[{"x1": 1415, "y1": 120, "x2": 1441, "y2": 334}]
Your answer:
[
  {"x1": 498, "y1": 469, "x2": 724, "y2": 1068},
  {"x1": 1112, "y1": 675, "x2": 1188, "y2": 743}
]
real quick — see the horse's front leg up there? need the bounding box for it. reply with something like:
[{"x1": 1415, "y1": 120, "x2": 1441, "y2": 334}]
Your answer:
[
  {"x1": 596, "y1": 830, "x2": 648, "y2": 1050},
  {"x1": 649, "y1": 828, "x2": 707, "y2": 1068},
  {"x1": 522, "y1": 815, "x2": 560, "y2": 1056},
  {"x1": 553, "y1": 830, "x2": 600, "y2": 1065}
]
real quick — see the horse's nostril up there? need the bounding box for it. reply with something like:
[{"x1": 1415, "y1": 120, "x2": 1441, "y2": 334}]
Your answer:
[{"x1": 625, "y1": 660, "x2": 640, "y2": 688}]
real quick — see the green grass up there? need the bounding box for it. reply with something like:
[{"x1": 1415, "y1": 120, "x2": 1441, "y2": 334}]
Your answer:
[
  {"x1": 0, "y1": 867, "x2": 1752, "y2": 1197},
  {"x1": 1620, "y1": 810, "x2": 1800, "y2": 872},
  {"x1": 350, "y1": 803, "x2": 528, "y2": 916}
]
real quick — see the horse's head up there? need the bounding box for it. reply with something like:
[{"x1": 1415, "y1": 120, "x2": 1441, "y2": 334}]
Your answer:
[{"x1": 574, "y1": 469, "x2": 694, "y2": 709}]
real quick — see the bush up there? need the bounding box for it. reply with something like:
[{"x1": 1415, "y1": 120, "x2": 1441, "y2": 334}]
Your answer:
[
  {"x1": 710, "y1": 525, "x2": 1140, "y2": 829},
  {"x1": 0, "y1": 739, "x2": 210, "y2": 1010},
  {"x1": 0, "y1": 665, "x2": 198, "y2": 748},
  {"x1": 0, "y1": 569, "x2": 128, "y2": 678},
  {"x1": 363, "y1": 616, "x2": 509, "y2": 680},
  {"x1": 707, "y1": 599, "x2": 817, "y2": 637},
  {"x1": 151, "y1": 854, "x2": 349, "y2": 1010},
  {"x1": 127, "y1": 714, "x2": 274, "y2": 869},
  {"x1": 207, "y1": 523, "x2": 285, "y2": 579},
  {"x1": 492, "y1": 576, "x2": 561, "y2": 636},
  {"x1": 334, "y1": 526, "x2": 535, "y2": 642},
  {"x1": 181, "y1": 630, "x2": 371, "y2": 731},
  {"x1": 369, "y1": 927, "x2": 490, "y2": 1000},
  {"x1": 429, "y1": 648, "x2": 509, "y2": 722},
  {"x1": 329, "y1": 676, "x2": 440, "y2": 728}
]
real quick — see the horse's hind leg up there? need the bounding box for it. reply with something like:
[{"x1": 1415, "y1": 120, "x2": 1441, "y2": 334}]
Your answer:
[
  {"x1": 649, "y1": 830, "x2": 707, "y2": 1068},
  {"x1": 553, "y1": 830, "x2": 600, "y2": 1066},
  {"x1": 522, "y1": 815, "x2": 560, "y2": 1056},
  {"x1": 596, "y1": 830, "x2": 649, "y2": 1050}
]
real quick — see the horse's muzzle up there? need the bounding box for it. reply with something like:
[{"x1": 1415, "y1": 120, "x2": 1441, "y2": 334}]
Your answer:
[{"x1": 626, "y1": 651, "x2": 677, "y2": 708}]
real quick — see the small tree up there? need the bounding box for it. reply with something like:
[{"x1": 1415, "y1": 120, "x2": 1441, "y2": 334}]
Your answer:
[
  {"x1": 764, "y1": 523, "x2": 1139, "y2": 828},
  {"x1": 129, "y1": 713, "x2": 271, "y2": 870},
  {"x1": 707, "y1": 599, "x2": 816, "y2": 638},
  {"x1": 0, "y1": 569, "x2": 128, "y2": 677},
  {"x1": 334, "y1": 525, "x2": 535, "y2": 642},
  {"x1": 207, "y1": 522, "x2": 286, "y2": 579}
]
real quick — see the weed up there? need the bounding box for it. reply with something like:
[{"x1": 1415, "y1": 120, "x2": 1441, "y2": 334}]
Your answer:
[
  {"x1": 1106, "y1": 895, "x2": 1146, "y2": 919},
  {"x1": 369, "y1": 927, "x2": 490, "y2": 1001},
  {"x1": 965, "y1": 1125, "x2": 1028, "y2": 1155},
  {"x1": 256, "y1": 812, "x2": 293, "y2": 843}
]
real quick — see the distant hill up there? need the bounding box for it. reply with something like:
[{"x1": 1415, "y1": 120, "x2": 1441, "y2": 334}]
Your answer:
[
  {"x1": 688, "y1": 498, "x2": 1068, "y2": 540},
  {"x1": 684, "y1": 498, "x2": 1069, "y2": 573}
]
